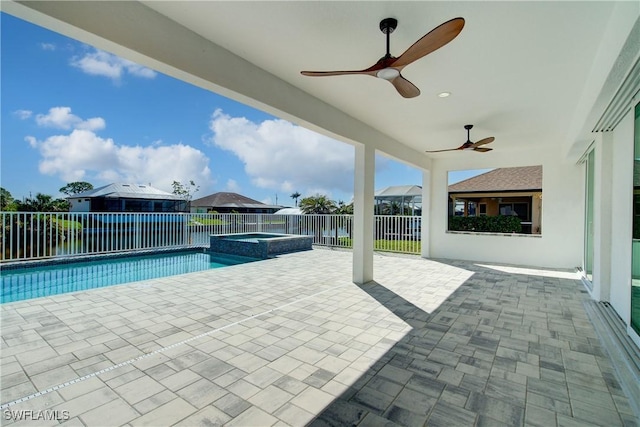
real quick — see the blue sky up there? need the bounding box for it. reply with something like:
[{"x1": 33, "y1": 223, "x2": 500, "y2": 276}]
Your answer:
[{"x1": 1, "y1": 13, "x2": 482, "y2": 206}]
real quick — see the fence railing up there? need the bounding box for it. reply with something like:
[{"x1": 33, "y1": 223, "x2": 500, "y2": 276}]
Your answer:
[{"x1": 1, "y1": 212, "x2": 421, "y2": 262}]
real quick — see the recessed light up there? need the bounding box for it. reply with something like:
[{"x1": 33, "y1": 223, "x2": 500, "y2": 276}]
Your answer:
[{"x1": 437, "y1": 92, "x2": 451, "y2": 98}]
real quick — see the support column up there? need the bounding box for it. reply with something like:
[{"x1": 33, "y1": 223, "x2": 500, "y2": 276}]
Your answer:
[
  {"x1": 353, "y1": 143, "x2": 375, "y2": 284},
  {"x1": 421, "y1": 169, "x2": 431, "y2": 258},
  {"x1": 593, "y1": 132, "x2": 613, "y2": 301}
]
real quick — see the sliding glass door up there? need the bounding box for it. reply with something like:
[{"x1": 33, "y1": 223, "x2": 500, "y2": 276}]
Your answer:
[
  {"x1": 584, "y1": 149, "x2": 595, "y2": 282},
  {"x1": 631, "y1": 102, "x2": 640, "y2": 335}
]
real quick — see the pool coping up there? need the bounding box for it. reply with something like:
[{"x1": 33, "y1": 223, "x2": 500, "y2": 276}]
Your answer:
[{"x1": 0, "y1": 246, "x2": 212, "y2": 271}]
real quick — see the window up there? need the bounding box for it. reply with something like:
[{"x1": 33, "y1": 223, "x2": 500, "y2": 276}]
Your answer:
[
  {"x1": 498, "y1": 202, "x2": 530, "y2": 221},
  {"x1": 447, "y1": 166, "x2": 542, "y2": 234}
]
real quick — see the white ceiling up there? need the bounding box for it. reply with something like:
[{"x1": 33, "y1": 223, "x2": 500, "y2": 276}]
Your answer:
[
  {"x1": 140, "y1": 1, "x2": 620, "y2": 153},
  {"x1": 5, "y1": 1, "x2": 638, "y2": 165}
]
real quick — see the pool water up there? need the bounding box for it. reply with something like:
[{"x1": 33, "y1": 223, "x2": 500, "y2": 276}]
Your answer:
[{"x1": 0, "y1": 251, "x2": 255, "y2": 304}]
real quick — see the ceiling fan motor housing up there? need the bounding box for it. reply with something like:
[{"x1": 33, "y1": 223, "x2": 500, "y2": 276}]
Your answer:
[{"x1": 380, "y1": 18, "x2": 398, "y2": 34}]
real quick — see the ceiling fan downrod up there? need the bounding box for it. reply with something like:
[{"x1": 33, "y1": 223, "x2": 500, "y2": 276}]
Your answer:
[
  {"x1": 379, "y1": 18, "x2": 397, "y2": 60},
  {"x1": 464, "y1": 124, "x2": 473, "y2": 144}
]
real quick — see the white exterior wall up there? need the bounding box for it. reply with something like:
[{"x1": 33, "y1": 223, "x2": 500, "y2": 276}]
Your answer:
[
  {"x1": 69, "y1": 198, "x2": 90, "y2": 212},
  {"x1": 429, "y1": 146, "x2": 583, "y2": 268}
]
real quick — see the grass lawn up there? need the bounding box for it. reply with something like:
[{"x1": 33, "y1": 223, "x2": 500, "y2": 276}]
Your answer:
[
  {"x1": 189, "y1": 218, "x2": 228, "y2": 226},
  {"x1": 189, "y1": 218, "x2": 286, "y2": 226},
  {"x1": 52, "y1": 218, "x2": 83, "y2": 231},
  {"x1": 338, "y1": 238, "x2": 421, "y2": 254}
]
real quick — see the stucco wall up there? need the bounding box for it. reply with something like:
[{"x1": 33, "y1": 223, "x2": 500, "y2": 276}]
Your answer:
[
  {"x1": 69, "y1": 198, "x2": 91, "y2": 213},
  {"x1": 429, "y1": 146, "x2": 583, "y2": 268}
]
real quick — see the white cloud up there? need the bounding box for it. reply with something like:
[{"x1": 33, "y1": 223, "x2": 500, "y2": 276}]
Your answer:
[
  {"x1": 40, "y1": 43, "x2": 56, "y2": 51},
  {"x1": 225, "y1": 179, "x2": 241, "y2": 193},
  {"x1": 209, "y1": 110, "x2": 354, "y2": 197},
  {"x1": 70, "y1": 49, "x2": 157, "y2": 81},
  {"x1": 28, "y1": 129, "x2": 214, "y2": 192},
  {"x1": 13, "y1": 109, "x2": 33, "y2": 120},
  {"x1": 35, "y1": 107, "x2": 105, "y2": 131}
]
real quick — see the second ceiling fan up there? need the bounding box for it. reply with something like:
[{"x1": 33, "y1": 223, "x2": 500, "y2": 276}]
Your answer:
[
  {"x1": 426, "y1": 125, "x2": 495, "y2": 153},
  {"x1": 301, "y1": 16, "x2": 465, "y2": 98}
]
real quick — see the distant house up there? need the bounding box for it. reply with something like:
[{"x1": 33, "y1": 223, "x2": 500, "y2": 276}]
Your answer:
[
  {"x1": 190, "y1": 192, "x2": 281, "y2": 214},
  {"x1": 448, "y1": 166, "x2": 542, "y2": 234},
  {"x1": 68, "y1": 183, "x2": 188, "y2": 212},
  {"x1": 374, "y1": 185, "x2": 422, "y2": 216}
]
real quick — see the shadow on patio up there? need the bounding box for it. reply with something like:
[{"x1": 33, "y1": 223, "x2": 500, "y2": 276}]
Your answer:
[{"x1": 310, "y1": 261, "x2": 637, "y2": 427}]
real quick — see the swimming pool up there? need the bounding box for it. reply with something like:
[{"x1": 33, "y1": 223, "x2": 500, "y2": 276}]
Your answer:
[{"x1": 0, "y1": 250, "x2": 257, "y2": 304}]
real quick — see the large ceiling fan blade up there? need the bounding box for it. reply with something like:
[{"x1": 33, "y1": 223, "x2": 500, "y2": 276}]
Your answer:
[
  {"x1": 390, "y1": 75, "x2": 420, "y2": 98},
  {"x1": 301, "y1": 69, "x2": 378, "y2": 77},
  {"x1": 391, "y1": 17, "x2": 465, "y2": 68},
  {"x1": 301, "y1": 17, "x2": 464, "y2": 97},
  {"x1": 471, "y1": 137, "x2": 495, "y2": 148},
  {"x1": 425, "y1": 148, "x2": 460, "y2": 153},
  {"x1": 474, "y1": 147, "x2": 493, "y2": 153}
]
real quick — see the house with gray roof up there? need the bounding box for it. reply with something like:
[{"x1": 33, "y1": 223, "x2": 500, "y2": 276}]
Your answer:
[
  {"x1": 190, "y1": 192, "x2": 281, "y2": 214},
  {"x1": 374, "y1": 185, "x2": 422, "y2": 216},
  {"x1": 68, "y1": 183, "x2": 188, "y2": 212},
  {"x1": 448, "y1": 166, "x2": 542, "y2": 234}
]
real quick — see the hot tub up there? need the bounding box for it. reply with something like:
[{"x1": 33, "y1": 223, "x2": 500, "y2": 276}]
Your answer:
[{"x1": 209, "y1": 233, "x2": 313, "y2": 259}]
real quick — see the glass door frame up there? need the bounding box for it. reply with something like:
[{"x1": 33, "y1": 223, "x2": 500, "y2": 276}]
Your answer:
[{"x1": 584, "y1": 148, "x2": 595, "y2": 285}]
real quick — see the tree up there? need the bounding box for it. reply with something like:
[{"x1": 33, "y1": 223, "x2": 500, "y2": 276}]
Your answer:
[
  {"x1": 379, "y1": 201, "x2": 411, "y2": 215},
  {"x1": 171, "y1": 180, "x2": 200, "y2": 202},
  {"x1": 299, "y1": 194, "x2": 337, "y2": 214},
  {"x1": 17, "y1": 193, "x2": 69, "y2": 212},
  {"x1": 335, "y1": 201, "x2": 354, "y2": 215},
  {"x1": 290, "y1": 191, "x2": 301, "y2": 207},
  {"x1": 51, "y1": 198, "x2": 71, "y2": 212},
  {"x1": 1, "y1": 187, "x2": 16, "y2": 211},
  {"x1": 59, "y1": 181, "x2": 94, "y2": 195}
]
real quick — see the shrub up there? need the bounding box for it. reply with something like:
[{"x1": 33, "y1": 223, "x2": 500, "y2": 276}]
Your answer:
[{"x1": 449, "y1": 215, "x2": 522, "y2": 233}]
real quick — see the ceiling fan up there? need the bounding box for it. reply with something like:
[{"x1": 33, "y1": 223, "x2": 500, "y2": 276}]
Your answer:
[
  {"x1": 301, "y1": 16, "x2": 465, "y2": 98},
  {"x1": 426, "y1": 125, "x2": 495, "y2": 153}
]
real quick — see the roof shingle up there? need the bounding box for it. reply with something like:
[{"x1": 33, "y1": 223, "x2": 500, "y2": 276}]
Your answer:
[
  {"x1": 70, "y1": 183, "x2": 184, "y2": 200},
  {"x1": 191, "y1": 192, "x2": 279, "y2": 208},
  {"x1": 448, "y1": 166, "x2": 542, "y2": 193}
]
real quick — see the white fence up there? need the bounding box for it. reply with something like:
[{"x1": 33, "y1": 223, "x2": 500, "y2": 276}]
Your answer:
[{"x1": 1, "y1": 212, "x2": 421, "y2": 262}]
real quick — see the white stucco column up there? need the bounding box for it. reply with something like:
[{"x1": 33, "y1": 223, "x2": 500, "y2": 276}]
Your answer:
[
  {"x1": 421, "y1": 169, "x2": 431, "y2": 258},
  {"x1": 353, "y1": 143, "x2": 375, "y2": 284},
  {"x1": 592, "y1": 132, "x2": 613, "y2": 301}
]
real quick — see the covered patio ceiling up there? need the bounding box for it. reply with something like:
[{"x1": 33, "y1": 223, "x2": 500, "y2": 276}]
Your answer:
[{"x1": 4, "y1": 1, "x2": 638, "y2": 168}]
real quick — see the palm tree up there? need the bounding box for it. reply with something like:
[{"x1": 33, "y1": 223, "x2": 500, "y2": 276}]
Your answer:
[
  {"x1": 290, "y1": 192, "x2": 301, "y2": 207},
  {"x1": 299, "y1": 194, "x2": 337, "y2": 214}
]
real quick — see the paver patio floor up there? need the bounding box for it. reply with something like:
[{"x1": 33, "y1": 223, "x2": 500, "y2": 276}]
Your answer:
[{"x1": 1, "y1": 249, "x2": 637, "y2": 426}]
